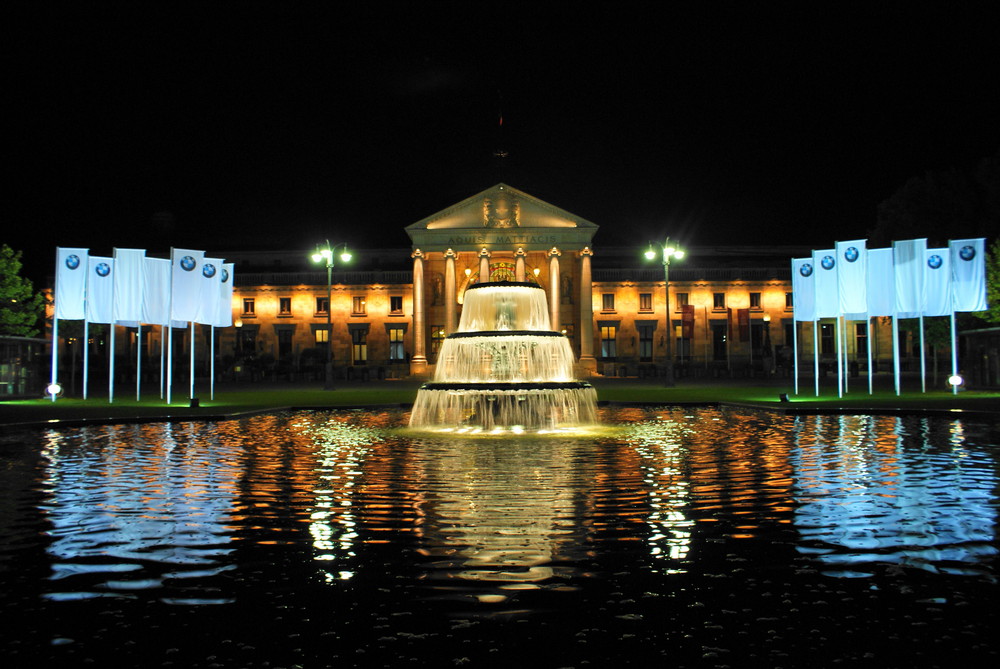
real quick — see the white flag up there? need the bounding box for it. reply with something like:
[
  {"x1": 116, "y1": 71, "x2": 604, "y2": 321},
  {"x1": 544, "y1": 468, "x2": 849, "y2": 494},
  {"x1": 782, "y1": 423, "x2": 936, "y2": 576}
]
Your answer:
[
  {"x1": 812, "y1": 249, "x2": 839, "y2": 318},
  {"x1": 791, "y1": 258, "x2": 816, "y2": 321},
  {"x1": 195, "y1": 258, "x2": 223, "y2": 325},
  {"x1": 86, "y1": 256, "x2": 114, "y2": 324},
  {"x1": 866, "y1": 248, "x2": 895, "y2": 317},
  {"x1": 893, "y1": 238, "x2": 927, "y2": 318},
  {"x1": 143, "y1": 257, "x2": 171, "y2": 326},
  {"x1": 215, "y1": 263, "x2": 235, "y2": 328},
  {"x1": 922, "y1": 248, "x2": 951, "y2": 317},
  {"x1": 54, "y1": 247, "x2": 89, "y2": 320},
  {"x1": 950, "y1": 238, "x2": 987, "y2": 312},
  {"x1": 836, "y1": 240, "x2": 867, "y2": 316},
  {"x1": 170, "y1": 248, "x2": 205, "y2": 323},
  {"x1": 113, "y1": 248, "x2": 146, "y2": 324}
]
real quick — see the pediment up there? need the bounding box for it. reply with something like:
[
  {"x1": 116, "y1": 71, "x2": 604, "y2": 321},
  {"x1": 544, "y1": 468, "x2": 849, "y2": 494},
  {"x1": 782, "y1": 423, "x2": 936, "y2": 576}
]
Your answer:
[{"x1": 405, "y1": 184, "x2": 598, "y2": 233}]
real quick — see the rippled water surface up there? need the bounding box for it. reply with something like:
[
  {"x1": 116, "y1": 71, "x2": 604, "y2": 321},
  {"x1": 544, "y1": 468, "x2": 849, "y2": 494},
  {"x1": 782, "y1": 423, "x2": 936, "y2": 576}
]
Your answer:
[{"x1": 1, "y1": 407, "x2": 997, "y2": 668}]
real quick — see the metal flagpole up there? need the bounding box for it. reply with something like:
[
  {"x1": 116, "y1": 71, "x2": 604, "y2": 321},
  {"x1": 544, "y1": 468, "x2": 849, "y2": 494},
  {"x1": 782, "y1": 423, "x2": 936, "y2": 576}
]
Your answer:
[
  {"x1": 919, "y1": 314, "x2": 926, "y2": 393},
  {"x1": 950, "y1": 311, "x2": 958, "y2": 395},
  {"x1": 842, "y1": 317, "x2": 849, "y2": 394},
  {"x1": 836, "y1": 318, "x2": 843, "y2": 398},
  {"x1": 136, "y1": 324, "x2": 142, "y2": 401},
  {"x1": 813, "y1": 320, "x2": 819, "y2": 397},
  {"x1": 166, "y1": 249, "x2": 174, "y2": 405},
  {"x1": 50, "y1": 316, "x2": 59, "y2": 401},
  {"x1": 867, "y1": 317, "x2": 874, "y2": 395},
  {"x1": 189, "y1": 322, "x2": 196, "y2": 401},
  {"x1": 109, "y1": 324, "x2": 115, "y2": 403},
  {"x1": 160, "y1": 325, "x2": 165, "y2": 399},
  {"x1": 793, "y1": 320, "x2": 799, "y2": 395},
  {"x1": 892, "y1": 315, "x2": 901, "y2": 396},
  {"x1": 83, "y1": 320, "x2": 89, "y2": 399},
  {"x1": 210, "y1": 325, "x2": 215, "y2": 401}
]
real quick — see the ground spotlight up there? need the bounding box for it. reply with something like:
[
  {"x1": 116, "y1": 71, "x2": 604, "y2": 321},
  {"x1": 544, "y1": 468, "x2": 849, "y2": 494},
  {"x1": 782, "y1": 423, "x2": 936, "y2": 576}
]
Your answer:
[
  {"x1": 45, "y1": 382, "x2": 63, "y2": 398},
  {"x1": 948, "y1": 375, "x2": 964, "y2": 389}
]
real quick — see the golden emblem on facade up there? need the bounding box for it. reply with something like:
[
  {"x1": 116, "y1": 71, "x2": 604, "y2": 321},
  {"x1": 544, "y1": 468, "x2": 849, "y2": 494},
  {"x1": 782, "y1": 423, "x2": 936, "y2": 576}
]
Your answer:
[{"x1": 483, "y1": 193, "x2": 519, "y2": 228}]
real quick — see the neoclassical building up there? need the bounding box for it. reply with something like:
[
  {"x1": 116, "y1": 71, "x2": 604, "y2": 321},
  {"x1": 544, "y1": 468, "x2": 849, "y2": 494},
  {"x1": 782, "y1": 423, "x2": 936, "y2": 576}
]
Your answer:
[{"x1": 216, "y1": 184, "x2": 905, "y2": 382}]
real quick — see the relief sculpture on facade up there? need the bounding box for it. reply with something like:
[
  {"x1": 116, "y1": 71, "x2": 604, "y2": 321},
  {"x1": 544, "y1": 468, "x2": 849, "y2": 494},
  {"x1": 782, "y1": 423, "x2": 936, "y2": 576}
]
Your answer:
[{"x1": 483, "y1": 193, "x2": 520, "y2": 228}]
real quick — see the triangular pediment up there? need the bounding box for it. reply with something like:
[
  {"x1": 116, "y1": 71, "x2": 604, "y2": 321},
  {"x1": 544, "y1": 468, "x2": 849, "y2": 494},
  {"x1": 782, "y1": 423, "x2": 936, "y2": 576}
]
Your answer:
[{"x1": 406, "y1": 184, "x2": 598, "y2": 233}]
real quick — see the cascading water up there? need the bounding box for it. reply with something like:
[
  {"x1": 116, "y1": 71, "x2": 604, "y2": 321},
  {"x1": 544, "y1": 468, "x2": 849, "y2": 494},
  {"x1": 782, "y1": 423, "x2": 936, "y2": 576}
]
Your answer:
[{"x1": 409, "y1": 282, "x2": 598, "y2": 432}]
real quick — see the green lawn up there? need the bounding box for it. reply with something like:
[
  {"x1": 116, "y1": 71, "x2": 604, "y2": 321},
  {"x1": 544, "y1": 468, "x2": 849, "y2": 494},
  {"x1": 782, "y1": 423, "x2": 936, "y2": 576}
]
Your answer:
[{"x1": 3, "y1": 377, "x2": 999, "y2": 426}]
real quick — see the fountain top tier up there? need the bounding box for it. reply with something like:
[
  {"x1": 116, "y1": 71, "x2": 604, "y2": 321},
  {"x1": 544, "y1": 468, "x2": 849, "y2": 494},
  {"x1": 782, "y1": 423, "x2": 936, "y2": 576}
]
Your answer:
[{"x1": 459, "y1": 282, "x2": 552, "y2": 334}]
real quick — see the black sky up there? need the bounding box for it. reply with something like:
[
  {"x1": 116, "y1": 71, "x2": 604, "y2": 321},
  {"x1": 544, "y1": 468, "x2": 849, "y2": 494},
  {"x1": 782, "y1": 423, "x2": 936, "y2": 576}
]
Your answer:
[{"x1": 7, "y1": 2, "x2": 1000, "y2": 283}]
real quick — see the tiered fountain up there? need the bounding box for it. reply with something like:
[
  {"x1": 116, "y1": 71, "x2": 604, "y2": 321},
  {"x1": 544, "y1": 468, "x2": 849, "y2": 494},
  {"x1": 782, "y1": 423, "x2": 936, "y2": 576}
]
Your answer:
[{"x1": 409, "y1": 281, "x2": 598, "y2": 432}]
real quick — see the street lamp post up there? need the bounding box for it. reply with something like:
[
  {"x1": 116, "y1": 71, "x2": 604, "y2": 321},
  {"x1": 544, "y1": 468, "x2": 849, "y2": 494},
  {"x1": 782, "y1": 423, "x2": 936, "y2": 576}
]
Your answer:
[
  {"x1": 311, "y1": 241, "x2": 352, "y2": 390},
  {"x1": 645, "y1": 238, "x2": 685, "y2": 387}
]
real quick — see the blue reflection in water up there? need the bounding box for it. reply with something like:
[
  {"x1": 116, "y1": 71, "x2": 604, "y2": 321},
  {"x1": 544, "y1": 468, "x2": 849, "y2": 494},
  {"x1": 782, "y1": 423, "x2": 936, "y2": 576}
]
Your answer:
[
  {"x1": 791, "y1": 415, "x2": 998, "y2": 578},
  {"x1": 39, "y1": 422, "x2": 242, "y2": 603}
]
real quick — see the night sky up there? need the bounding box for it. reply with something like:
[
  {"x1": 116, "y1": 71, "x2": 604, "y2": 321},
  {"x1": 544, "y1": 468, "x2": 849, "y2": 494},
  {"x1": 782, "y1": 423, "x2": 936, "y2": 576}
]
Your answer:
[{"x1": 7, "y1": 2, "x2": 1000, "y2": 283}]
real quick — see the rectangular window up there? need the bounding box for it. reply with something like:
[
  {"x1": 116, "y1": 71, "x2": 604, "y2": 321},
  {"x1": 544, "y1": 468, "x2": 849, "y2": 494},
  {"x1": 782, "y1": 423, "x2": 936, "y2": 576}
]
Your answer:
[
  {"x1": 710, "y1": 321, "x2": 728, "y2": 361},
  {"x1": 388, "y1": 327, "x2": 405, "y2": 362},
  {"x1": 638, "y1": 324, "x2": 654, "y2": 362},
  {"x1": 352, "y1": 296, "x2": 366, "y2": 315},
  {"x1": 639, "y1": 293, "x2": 652, "y2": 312},
  {"x1": 750, "y1": 292, "x2": 761, "y2": 309},
  {"x1": 242, "y1": 298, "x2": 255, "y2": 316},
  {"x1": 351, "y1": 329, "x2": 367, "y2": 364},
  {"x1": 602, "y1": 293, "x2": 615, "y2": 312},
  {"x1": 314, "y1": 328, "x2": 329, "y2": 344},
  {"x1": 390, "y1": 296, "x2": 403, "y2": 314},
  {"x1": 277, "y1": 329, "x2": 293, "y2": 359},
  {"x1": 713, "y1": 292, "x2": 726, "y2": 309},
  {"x1": 316, "y1": 296, "x2": 329, "y2": 314},
  {"x1": 785, "y1": 292, "x2": 794, "y2": 309},
  {"x1": 600, "y1": 325, "x2": 618, "y2": 360},
  {"x1": 784, "y1": 322, "x2": 794, "y2": 347},
  {"x1": 430, "y1": 325, "x2": 445, "y2": 359},
  {"x1": 279, "y1": 297, "x2": 292, "y2": 316},
  {"x1": 675, "y1": 292, "x2": 689, "y2": 309},
  {"x1": 856, "y1": 322, "x2": 868, "y2": 355},
  {"x1": 821, "y1": 322, "x2": 835, "y2": 357}
]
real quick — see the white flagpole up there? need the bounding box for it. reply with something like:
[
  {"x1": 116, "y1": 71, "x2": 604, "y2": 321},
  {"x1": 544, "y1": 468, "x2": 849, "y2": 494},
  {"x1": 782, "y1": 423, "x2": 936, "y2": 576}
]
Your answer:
[
  {"x1": 189, "y1": 322, "x2": 196, "y2": 401},
  {"x1": 793, "y1": 320, "x2": 799, "y2": 395},
  {"x1": 210, "y1": 325, "x2": 215, "y2": 401},
  {"x1": 950, "y1": 311, "x2": 958, "y2": 395},
  {"x1": 159, "y1": 326, "x2": 165, "y2": 399},
  {"x1": 867, "y1": 317, "x2": 874, "y2": 395},
  {"x1": 167, "y1": 249, "x2": 174, "y2": 405},
  {"x1": 813, "y1": 320, "x2": 819, "y2": 397},
  {"x1": 109, "y1": 324, "x2": 116, "y2": 403},
  {"x1": 836, "y1": 318, "x2": 843, "y2": 398},
  {"x1": 919, "y1": 314, "x2": 926, "y2": 393},
  {"x1": 136, "y1": 324, "x2": 142, "y2": 402},
  {"x1": 892, "y1": 314, "x2": 901, "y2": 396},
  {"x1": 50, "y1": 316, "x2": 59, "y2": 401},
  {"x1": 83, "y1": 319, "x2": 89, "y2": 400},
  {"x1": 842, "y1": 317, "x2": 849, "y2": 394}
]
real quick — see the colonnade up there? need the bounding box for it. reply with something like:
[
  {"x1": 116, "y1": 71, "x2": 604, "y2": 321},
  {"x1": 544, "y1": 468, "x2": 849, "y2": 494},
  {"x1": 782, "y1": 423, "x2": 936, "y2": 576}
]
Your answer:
[{"x1": 409, "y1": 246, "x2": 596, "y2": 375}]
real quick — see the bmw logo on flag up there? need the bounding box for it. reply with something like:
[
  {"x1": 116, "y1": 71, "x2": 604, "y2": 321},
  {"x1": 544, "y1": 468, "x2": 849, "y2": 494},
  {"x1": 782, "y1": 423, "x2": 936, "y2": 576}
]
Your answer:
[
  {"x1": 927, "y1": 254, "x2": 943, "y2": 270},
  {"x1": 844, "y1": 246, "x2": 859, "y2": 262},
  {"x1": 181, "y1": 255, "x2": 197, "y2": 271},
  {"x1": 95, "y1": 262, "x2": 111, "y2": 277},
  {"x1": 799, "y1": 263, "x2": 813, "y2": 277},
  {"x1": 222, "y1": 269, "x2": 230, "y2": 283},
  {"x1": 203, "y1": 263, "x2": 216, "y2": 278},
  {"x1": 960, "y1": 245, "x2": 976, "y2": 261},
  {"x1": 821, "y1": 255, "x2": 835, "y2": 270},
  {"x1": 65, "y1": 254, "x2": 81, "y2": 270}
]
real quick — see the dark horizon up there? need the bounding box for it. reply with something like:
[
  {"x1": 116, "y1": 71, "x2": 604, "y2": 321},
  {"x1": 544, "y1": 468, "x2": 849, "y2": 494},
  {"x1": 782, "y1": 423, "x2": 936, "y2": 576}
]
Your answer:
[{"x1": 7, "y1": 3, "x2": 1000, "y2": 285}]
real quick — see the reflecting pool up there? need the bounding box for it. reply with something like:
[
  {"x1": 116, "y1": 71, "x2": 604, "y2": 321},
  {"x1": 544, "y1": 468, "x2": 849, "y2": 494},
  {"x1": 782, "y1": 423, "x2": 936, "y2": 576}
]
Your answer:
[{"x1": 1, "y1": 407, "x2": 997, "y2": 667}]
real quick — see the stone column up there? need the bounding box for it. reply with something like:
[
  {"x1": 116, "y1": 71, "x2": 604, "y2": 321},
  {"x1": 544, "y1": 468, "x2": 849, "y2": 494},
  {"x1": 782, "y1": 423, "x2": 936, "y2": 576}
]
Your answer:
[
  {"x1": 410, "y1": 249, "x2": 428, "y2": 375},
  {"x1": 548, "y1": 247, "x2": 561, "y2": 332},
  {"x1": 479, "y1": 248, "x2": 491, "y2": 283},
  {"x1": 578, "y1": 247, "x2": 596, "y2": 373},
  {"x1": 514, "y1": 247, "x2": 527, "y2": 282},
  {"x1": 444, "y1": 248, "x2": 457, "y2": 335}
]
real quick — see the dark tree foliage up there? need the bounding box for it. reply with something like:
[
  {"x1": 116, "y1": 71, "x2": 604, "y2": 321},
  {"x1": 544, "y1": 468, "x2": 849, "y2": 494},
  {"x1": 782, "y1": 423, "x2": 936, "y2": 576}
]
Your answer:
[{"x1": 0, "y1": 244, "x2": 46, "y2": 338}]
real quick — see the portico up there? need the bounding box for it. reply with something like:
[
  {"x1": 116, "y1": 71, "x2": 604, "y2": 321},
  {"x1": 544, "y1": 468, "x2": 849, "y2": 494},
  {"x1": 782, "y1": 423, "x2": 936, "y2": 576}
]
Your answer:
[{"x1": 404, "y1": 184, "x2": 599, "y2": 377}]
